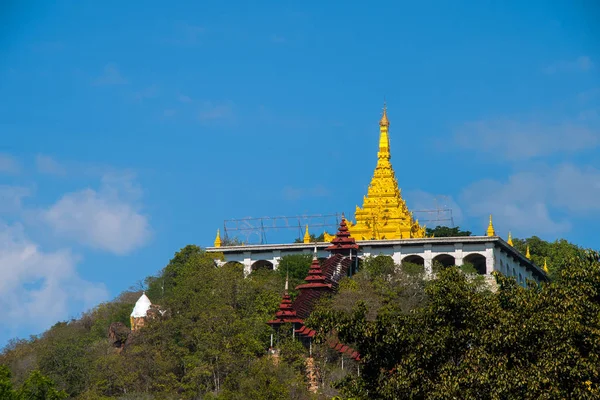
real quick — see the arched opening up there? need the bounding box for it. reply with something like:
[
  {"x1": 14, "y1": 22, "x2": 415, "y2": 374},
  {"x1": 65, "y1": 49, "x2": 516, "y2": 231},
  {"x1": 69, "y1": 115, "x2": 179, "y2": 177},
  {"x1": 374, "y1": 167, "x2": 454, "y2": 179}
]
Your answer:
[
  {"x1": 251, "y1": 260, "x2": 274, "y2": 271},
  {"x1": 402, "y1": 255, "x2": 425, "y2": 266},
  {"x1": 432, "y1": 254, "x2": 456, "y2": 268},
  {"x1": 401, "y1": 255, "x2": 425, "y2": 274},
  {"x1": 221, "y1": 261, "x2": 244, "y2": 277},
  {"x1": 463, "y1": 254, "x2": 487, "y2": 275},
  {"x1": 222, "y1": 261, "x2": 243, "y2": 268},
  {"x1": 363, "y1": 255, "x2": 395, "y2": 277}
]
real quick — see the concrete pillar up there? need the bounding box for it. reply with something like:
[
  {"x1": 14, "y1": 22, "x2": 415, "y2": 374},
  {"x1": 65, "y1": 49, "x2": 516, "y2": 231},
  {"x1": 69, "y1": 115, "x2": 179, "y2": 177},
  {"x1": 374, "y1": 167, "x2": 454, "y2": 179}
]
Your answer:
[
  {"x1": 272, "y1": 257, "x2": 281, "y2": 270},
  {"x1": 424, "y1": 244, "x2": 433, "y2": 275},
  {"x1": 454, "y1": 243, "x2": 463, "y2": 266},
  {"x1": 271, "y1": 250, "x2": 281, "y2": 270},
  {"x1": 243, "y1": 252, "x2": 252, "y2": 276},
  {"x1": 485, "y1": 243, "x2": 495, "y2": 275},
  {"x1": 392, "y1": 245, "x2": 402, "y2": 265}
]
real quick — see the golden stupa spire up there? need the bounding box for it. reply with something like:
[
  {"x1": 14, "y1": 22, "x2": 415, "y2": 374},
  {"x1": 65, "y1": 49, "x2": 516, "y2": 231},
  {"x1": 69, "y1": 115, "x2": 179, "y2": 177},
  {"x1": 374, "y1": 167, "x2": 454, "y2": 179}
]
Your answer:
[
  {"x1": 214, "y1": 229, "x2": 222, "y2": 247},
  {"x1": 486, "y1": 214, "x2": 496, "y2": 236},
  {"x1": 347, "y1": 104, "x2": 426, "y2": 241},
  {"x1": 525, "y1": 245, "x2": 531, "y2": 259},
  {"x1": 543, "y1": 258, "x2": 549, "y2": 273},
  {"x1": 303, "y1": 224, "x2": 311, "y2": 243},
  {"x1": 507, "y1": 231, "x2": 513, "y2": 246},
  {"x1": 379, "y1": 100, "x2": 389, "y2": 127},
  {"x1": 378, "y1": 101, "x2": 391, "y2": 160}
]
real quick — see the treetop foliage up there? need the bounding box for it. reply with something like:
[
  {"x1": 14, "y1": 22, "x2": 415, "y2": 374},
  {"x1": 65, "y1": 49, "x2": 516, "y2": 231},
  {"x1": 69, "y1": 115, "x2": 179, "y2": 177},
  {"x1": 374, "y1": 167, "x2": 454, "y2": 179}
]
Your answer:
[
  {"x1": 425, "y1": 225, "x2": 472, "y2": 237},
  {"x1": 309, "y1": 250, "x2": 600, "y2": 399},
  {"x1": 0, "y1": 237, "x2": 597, "y2": 399}
]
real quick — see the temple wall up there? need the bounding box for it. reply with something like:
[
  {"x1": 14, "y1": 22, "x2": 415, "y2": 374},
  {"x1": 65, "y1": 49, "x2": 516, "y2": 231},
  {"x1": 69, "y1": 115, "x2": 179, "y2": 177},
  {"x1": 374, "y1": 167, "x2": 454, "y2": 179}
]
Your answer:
[{"x1": 208, "y1": 237, "x2": 546, "y2": 284}]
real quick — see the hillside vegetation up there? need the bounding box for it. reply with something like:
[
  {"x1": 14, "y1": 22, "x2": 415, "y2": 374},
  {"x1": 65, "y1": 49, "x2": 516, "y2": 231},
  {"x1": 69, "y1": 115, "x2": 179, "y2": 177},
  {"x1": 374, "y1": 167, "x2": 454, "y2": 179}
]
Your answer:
[{"x1": 1, "y1": 236, "x2": 598, "y2": 399}]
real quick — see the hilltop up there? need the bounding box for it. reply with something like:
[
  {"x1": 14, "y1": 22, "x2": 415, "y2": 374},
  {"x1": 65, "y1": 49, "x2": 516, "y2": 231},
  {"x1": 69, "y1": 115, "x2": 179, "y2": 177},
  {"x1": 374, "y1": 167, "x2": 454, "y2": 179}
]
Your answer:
[{"x1": 1, "y1": 234, "x2": 599, "y2": 399}]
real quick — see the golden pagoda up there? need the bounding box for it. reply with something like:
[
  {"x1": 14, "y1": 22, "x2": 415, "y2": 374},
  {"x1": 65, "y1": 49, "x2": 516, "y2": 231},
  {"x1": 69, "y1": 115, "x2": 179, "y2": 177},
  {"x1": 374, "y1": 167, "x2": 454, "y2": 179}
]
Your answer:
[
  {"x1": 327, "y1": 104, "x2": 425, "y2": 241},
  {"x1": 303, "y1": 225, "x2": 311, "y2": 243},
  {"x1": 486, "y1": 215, "x2": 495, "y2": 236},
  {"x1": 214, "y1": 229, "x2": 222, "y2": 247}
]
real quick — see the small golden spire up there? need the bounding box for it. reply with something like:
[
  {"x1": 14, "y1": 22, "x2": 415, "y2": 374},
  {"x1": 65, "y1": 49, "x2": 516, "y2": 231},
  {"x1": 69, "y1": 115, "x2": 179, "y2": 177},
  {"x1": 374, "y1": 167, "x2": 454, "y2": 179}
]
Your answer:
[
  {"x1": 486, "y1": 214, "x2": 495, "y2": 236},
  {"x1": 303, "y1": 224, "x2": 310, "y2": 243},
  {"x1": 507, "y1": 231, "x2": 513, "y2": 246},
  {"x1": 525, "y1": 245, "x2": 531, "y2": 259},
  {"x1": 214, "y1": 229, "x2": 222, "y2": 247},
  {"x1": 543, "y1": 258, "x2": 549, "y2": 273},
  {"x1": 379, "y1": 101, "x2": 389, "y2": 127}
]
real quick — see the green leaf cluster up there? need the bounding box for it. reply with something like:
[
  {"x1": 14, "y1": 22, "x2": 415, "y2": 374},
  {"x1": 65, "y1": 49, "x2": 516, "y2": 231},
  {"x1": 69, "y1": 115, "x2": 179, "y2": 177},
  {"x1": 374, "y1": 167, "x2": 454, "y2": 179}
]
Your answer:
[
  {"x1": 0, "y1": 366, "x2": 67, "y2": 400},
  {"x1": 1, "y1": 245, "x2": 312, "y2": 399},
  {"x1": 310, "y1": 251, "x2": 600, "y2": 399}
]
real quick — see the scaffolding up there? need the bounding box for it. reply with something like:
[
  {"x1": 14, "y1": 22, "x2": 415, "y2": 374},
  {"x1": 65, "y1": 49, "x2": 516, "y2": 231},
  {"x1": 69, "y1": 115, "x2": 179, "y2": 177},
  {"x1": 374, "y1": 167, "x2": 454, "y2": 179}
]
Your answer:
[
  {"x1": 223, "y1": 213, "x2": 343, "y2": 245},
  {"x1": 222, "y1": 197, "x2": 455, "y2": 244}
]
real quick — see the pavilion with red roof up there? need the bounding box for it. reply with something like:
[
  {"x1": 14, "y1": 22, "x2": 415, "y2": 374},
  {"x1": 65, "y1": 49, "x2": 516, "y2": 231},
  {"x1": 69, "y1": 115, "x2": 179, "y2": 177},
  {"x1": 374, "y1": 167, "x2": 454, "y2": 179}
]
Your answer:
[{"x1": 267, "y1": 217, "x2": 361, "y2": 362}]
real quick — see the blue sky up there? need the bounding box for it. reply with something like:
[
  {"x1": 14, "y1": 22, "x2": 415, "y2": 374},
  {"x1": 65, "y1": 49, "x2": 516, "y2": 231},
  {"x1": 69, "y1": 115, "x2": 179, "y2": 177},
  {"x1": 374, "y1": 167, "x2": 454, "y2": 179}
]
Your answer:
[{"x1": 1, "y1": 1, "x2": 599, "y2": 345}]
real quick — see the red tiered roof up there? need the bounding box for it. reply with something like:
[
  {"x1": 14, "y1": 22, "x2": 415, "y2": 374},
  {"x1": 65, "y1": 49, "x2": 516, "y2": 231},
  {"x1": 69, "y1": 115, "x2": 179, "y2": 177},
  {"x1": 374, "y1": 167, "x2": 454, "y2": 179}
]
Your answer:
[
  {"x1": 267, "y1": 284, "x2": 303, "y2": 327},
  {"x1": 326, "y1": 217, "x2": 359, "y2": 253},
  {"x1": 266, "y1": 236, "x2": 362, "y2": 362},
  {"x1": 295, "y1": 257, "x2": 333, "y2": 291}
]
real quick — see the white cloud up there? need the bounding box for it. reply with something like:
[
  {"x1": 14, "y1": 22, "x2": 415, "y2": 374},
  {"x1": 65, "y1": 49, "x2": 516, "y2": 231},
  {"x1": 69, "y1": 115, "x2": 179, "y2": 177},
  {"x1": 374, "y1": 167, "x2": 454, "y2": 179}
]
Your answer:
[
  {"x1": 544, "y1": 56, "x2": 594, "y2": 74},
  {"x1": 93, "y1": 63, "x2": 128, "y2": 86},
  {"x1": 0, "y1": 153, "x2": 21, "y2": 174},
  {"x1": 0, "y1": 222, "x2": 108, "y2": 339},
  {"x1": 459, "y1": 163, "x2": 600, "y2": 237},
  {"x1": 35, "y1": 154, "x2": 66, "y2": 176},
  {"x1": 454, "y1": 118, "x2": 599, "y2": 161},
  {"x1": 0, "y1": 185, "x2": 31, "y2": 213},
  {"x1": 43, "y1": 172, "x2": 151, "y2": 255}
]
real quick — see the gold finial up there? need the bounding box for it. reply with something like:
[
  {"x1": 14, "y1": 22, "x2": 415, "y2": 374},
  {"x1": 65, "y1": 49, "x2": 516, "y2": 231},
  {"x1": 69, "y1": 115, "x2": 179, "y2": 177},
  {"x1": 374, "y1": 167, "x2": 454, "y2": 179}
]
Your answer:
[
  {"x1": 214, "y1": 229, "x2": 222, "y2": 247},
  {"x1": 486, "y1": 214, "x2": 496, "y2": 236},
  {"x1": 543, "y1": 258, "x2": 549, "y2": 273},
  {"x1": 525, "y1": 245, "x2": 531, "y2": 259},
  {"x1": 379, "y1": 101, "x2": 389, "y2": 127},
  {"x1": 303, "y1": 224, "x2": 310, "y2": 243},
  {"x1": 507, "y1": 231, "x2": 513, "y2": 246}
]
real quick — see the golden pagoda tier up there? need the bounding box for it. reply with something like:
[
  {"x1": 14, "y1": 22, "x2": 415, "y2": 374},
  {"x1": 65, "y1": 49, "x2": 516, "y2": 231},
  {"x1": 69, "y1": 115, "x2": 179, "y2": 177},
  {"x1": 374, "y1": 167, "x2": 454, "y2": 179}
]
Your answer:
[{"x1": 324, "y1": 105, "x2": 425, "y2": 241}]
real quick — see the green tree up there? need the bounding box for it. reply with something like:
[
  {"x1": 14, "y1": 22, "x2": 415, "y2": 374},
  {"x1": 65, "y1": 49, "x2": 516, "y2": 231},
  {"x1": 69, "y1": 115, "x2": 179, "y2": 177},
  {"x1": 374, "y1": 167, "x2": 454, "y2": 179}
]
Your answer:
[
  {"x1": 310, "y1": 252, "x2": 600, "y2": 399},
  {"x1": 294, "y1": 232, "x2": 325, "y2": 243},
  {"x1": 361, "y1": 255, "x2": 395, "y2": 279},
  {"x1": 0, "y1": 365, "x2": 15, "y2": 400},
  {"x1": 222, "y1": 236, "x2": 244, "y2": 246},
  {"x1": 512, "y1": 236, "x2": 586, "y2": 278},
  {"x1": 277, "y1": 254, "x2": 313, "y2": 294},
  {"x1": 17, "y1": 370, "x2": 67, "y2": 400},
  {"x1": 425, "y1": 225, "x2": 472, "y2": 237}
]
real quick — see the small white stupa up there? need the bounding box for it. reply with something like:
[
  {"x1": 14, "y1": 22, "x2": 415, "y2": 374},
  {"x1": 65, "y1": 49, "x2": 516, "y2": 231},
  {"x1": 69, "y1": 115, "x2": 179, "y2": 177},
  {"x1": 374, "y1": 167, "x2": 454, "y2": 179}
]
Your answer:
[{"x1": 130, "y1": 292, "x2": 152, "y2": 331}]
